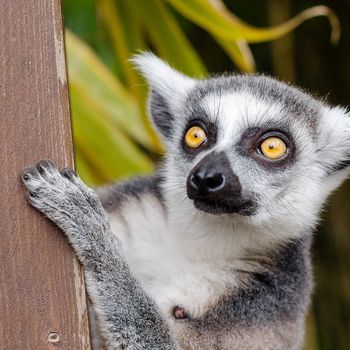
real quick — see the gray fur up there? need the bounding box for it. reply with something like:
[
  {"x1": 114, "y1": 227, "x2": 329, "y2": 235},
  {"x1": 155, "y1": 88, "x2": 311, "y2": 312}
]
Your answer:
[
  {"x1": 180, "y1": 238, "x2": 312, "y2": 350},
  {"x1": 21, "y1": 161, "x2": 176, "y2": 350},
  {"x1": 21, "y1": 53, "x2": 350, "y2": 349},
  {"x1": 150, "y1": 90, "x2": 175, "y2": 138},
  {"x1": 195, "y1": 238, "x2": 313, "y2": 327},
  {"x1": 22, "y1": 162, "x2": 312, "y2": 349},
  {"x1": 97, "y1": 174, "x2": 165, "y2": 212}
]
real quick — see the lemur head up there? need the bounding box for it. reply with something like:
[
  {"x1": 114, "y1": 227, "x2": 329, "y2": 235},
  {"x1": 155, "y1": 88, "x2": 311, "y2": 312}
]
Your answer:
[{"x1": 133, "y1": 53, "x2": 350, "y2": 240}]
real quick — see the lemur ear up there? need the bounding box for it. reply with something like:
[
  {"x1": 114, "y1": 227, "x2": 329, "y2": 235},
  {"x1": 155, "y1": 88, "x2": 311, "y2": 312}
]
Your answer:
[
  {"x1": 132, "y1": 53, "x2": 196, "y2": 140},
  {"x1": 319, "y1": 106, "x2": 350, "y2": 173}
]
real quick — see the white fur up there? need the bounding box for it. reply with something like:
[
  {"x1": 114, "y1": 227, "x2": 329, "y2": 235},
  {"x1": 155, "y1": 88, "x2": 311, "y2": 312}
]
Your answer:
[
  {"x1": 132, "y1": 52, "x2": 195, "y2": 107},
  {"x1": 109, "y1": 195, "x2": 246, "y2": 320}
]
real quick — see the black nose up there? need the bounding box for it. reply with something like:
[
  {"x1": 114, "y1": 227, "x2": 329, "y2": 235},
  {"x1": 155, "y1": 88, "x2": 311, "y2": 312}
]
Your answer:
[
  {"x1": 187, "y1": 152, "x2": 242, "y2": 201},
  {"x1": 190, "y1": 169, "x2": 225, "y2": 193}
]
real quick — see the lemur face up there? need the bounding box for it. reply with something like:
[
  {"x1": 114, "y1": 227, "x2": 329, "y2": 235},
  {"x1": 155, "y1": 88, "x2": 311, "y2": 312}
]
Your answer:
[{"x1": 134, "y1": 54, "x2": 350, "y2": 233}]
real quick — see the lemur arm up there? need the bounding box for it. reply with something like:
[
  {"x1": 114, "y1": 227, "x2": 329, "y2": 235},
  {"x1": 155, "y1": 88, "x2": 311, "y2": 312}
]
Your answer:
[{"x1": 21, "y1": 160, "x2": 177, "y2": 350}]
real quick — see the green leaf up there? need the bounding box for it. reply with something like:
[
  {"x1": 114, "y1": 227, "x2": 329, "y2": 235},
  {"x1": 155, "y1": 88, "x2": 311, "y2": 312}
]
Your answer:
[
  {"x1": 136, "y1": 0, "x2": 207, "y2": 76},
  {"x1": 70, "y1": 83, "x2": 154, "y2": 184},
  {"x1": 65, "y1": 30, "x2": 158, "y2": 151},
  {"x1": 97, "y1": 0, "x2": 164, "y2": 152},
  {"x1": 98, "y1": 0, "x2": 140, "y2": 89},
  {"x1": 216, "y1": 38, "x2": 256, "y2": 72},
  {"x1": 167, "y1": 0, "x2": 340, "y2": 44},
  {"x1": 75, "y1": 150, "x2": 103, "y2": 187}
]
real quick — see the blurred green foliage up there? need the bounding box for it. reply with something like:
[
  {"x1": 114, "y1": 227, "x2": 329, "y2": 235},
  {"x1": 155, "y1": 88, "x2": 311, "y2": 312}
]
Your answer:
[
  {"x1": 62, "y1": 1, "x2": 349, "y2": 349},
  {"x1": 62, "y1": 0, "x2": 338, "y2": 186}
]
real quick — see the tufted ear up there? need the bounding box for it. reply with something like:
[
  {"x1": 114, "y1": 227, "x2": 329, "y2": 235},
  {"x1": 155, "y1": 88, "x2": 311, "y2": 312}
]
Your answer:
[
  {"x1": 318, "y1": 106, "x2": 350, "y2": 177},
  {"x1": 132, "y1": 53, "x2": 195, "y2": 140}
]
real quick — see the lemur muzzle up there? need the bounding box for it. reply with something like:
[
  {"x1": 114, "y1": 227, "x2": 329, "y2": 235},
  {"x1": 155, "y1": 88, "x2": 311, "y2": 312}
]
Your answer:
[{"x1": 187, "y1": 152, "x2": 241, "y2": 202}]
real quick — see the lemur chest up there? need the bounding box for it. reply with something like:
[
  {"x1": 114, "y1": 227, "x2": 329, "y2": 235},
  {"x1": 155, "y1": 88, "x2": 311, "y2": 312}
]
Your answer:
[
  {"x1": 141, "y1": 258, "x2": 236, "y2": 319},
  {"x1": 108, "y1": 201, "x2": 240, "y2": 320},
  {"x1": 115, "y1": 227, "x2": 239, "y2": 320}
]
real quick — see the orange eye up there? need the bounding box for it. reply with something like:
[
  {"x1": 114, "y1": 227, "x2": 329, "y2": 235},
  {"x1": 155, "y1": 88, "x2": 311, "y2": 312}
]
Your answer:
[
  {"x1": 184, "y1": 126, "x2": 207, "y2": 148},
  {"x1": 260, "y1": 137, "x2": 287, "y2": 160}
]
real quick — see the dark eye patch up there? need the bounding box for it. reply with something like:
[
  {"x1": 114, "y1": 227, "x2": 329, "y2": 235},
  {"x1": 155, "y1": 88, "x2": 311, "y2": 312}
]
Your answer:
[
  {"x1": 181, "y1": 118, "x2": 218, "y2": 158},
  {"x1": 238, "y1": 126, "x2": 296, "y2": 169}
]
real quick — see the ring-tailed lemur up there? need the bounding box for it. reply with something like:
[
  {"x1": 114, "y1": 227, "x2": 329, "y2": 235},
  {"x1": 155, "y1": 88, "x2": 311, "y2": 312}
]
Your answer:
[{"x1": 21, "y1": 53, "x2": 350, "y2": 350}]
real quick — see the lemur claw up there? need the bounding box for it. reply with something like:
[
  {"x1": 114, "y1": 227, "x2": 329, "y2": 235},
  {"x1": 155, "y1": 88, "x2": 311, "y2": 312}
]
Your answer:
[
  {"x1": 60, "y1": 167, "x2": 77, "y2": 179},
  {"x1": 20, "y1": 160, "x2": 107, "y2": 240}
]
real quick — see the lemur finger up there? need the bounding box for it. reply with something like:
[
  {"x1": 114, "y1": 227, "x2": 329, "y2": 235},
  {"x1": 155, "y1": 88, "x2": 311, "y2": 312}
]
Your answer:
[
  {"x1": 60, "y1": 166, "x2": 92, "y2": 193},
  {"x1": 36, "y1": 159, "x2": 56, "y2": 173},
  {"x1": 60, "y1": 167, "x2": 77, "y2": 180},
  {"x1": 60, "y1": 167, "x2": 106, "y2": 215},
  {"x1": 21, "y1": 166, "x2": 40, "y2": 182},
  {"x1": 21, "y1": 161, "x2": 106, "y2": 231},
  {"x1": 25, "y1": 190, "x2": 51, "y2": 213},
  {"x1": 25, "y1": 190, "x2": 38, "y2": 202},
  {"x1": 21, "y1": 160, "x2": 60, "y2": 190},
  {"x1": 35, "y1": 160, "x2": 64, "y2": 185},
  {"x1": 25, "y1": 191, "x2": 49, "y2": 212},
  {"x1": 21, "y1": 162, "x2": 68, "y2": 198},
  {"x1": 21, "y1": 166, "x2": 45, "y2": 192}
]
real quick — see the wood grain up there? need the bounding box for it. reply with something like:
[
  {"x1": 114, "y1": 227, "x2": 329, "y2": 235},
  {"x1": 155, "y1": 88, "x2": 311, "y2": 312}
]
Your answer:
[{"x1": 0, "y1": 0, "x2": 90, "y2": 348}]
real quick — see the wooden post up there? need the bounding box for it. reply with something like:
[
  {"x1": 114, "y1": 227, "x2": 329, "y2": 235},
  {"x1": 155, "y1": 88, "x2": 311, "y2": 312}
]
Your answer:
[{"x1": 0, "y1": 1, "x2": 90, "y2": 349}]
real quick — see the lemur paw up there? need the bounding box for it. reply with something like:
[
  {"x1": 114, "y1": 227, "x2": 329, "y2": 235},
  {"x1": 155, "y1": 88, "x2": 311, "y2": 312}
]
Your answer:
[{"x1": 21, "y1": 160, "x2": 108, "y2": 236}]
